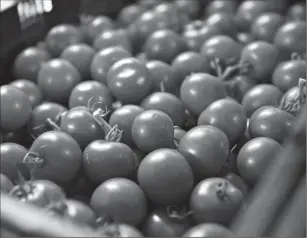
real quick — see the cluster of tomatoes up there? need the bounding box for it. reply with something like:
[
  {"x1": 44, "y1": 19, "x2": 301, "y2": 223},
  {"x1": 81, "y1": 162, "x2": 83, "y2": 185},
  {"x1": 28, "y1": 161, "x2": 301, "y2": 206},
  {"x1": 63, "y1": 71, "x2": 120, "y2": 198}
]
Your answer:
[{"x1": 0, "y1": 0, "x2": 306, "y2": 237}]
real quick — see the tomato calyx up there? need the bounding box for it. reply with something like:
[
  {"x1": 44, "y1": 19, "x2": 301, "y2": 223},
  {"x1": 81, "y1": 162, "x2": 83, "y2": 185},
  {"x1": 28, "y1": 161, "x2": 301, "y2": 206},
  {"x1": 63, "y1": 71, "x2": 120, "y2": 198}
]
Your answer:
[
  {"x1": 291, "y1": 52, "x2": 306, "y2": 61},
  {"x1": 220, "y1": 144, "x2": 237, "y2": 175},
  {"x1": 173, "y1": 126, "x2": 182, "y2": 147},
  {"x1": 45, "y1": 200, "x2": 68, "y2": 217},
  {"x1": 215, "y1": 181, "x2": 231, "y2": 203},
  {"x1": 166, "y1": 204, "x2": 193, "y2": 221},
  {"x1": 94, "y1": 216, "x2": 121, "y2": 237}
]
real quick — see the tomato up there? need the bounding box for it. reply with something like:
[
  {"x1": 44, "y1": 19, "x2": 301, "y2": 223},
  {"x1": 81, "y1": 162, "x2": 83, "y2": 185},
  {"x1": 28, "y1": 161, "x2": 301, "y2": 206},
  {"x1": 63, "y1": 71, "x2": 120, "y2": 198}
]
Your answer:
[
  {"x1": 249, "y1": 106, "x2": 295, "y2": 143},
  {"x1": 235, "y1": 0, "x2": 272, "y2": 32},
  {"x1": 175, "y1": 0, "x2": 200, "y2": 19},
  {"x1": 37, "y1": 59, "x2": 82, "y2": 104},
  {"x1": 236, "y1": 32, "x2": 254, "y2": 45},
  {"x1": 0, "y1": 173, "x2": 14, "y2": 193},
  {"x1": 183, "y1": 223, "x2": 234, "y2": 237},
  {"x1": 286, "y1": 2, "x2": 306, "y2": 21},
  {"x1": 60, "y1": 43, "x2": 95, "y2": 80},
  {"x1": 240, "y1": 41, "x2": 279, "y2": 82},
  {"x1": 237, "y1": 137, "x2": 283, "y2": 186},
  {"x1": 205, "y1": 13, "x2": 238, "y2": 38},
  {"x1": 274, "y1": 21, "x2": 306, "y2": 60},
  {"x1": 205, "y1": 0, "x2": 239, "y2": 16},
  {"x1": 46, "y1": 199, "x2": 96, "y2": 225},
  {"x1": 90, "y1": 178, "x2": 147, "y2": 226},
  {"x1": 117, "y1": 4, "x2": 145, "y2": 27},
  {"x1": 142, "y1": 208, "x2": 192, "y2": 236},
  {"x1": 0, "y1": 85, "x2": 32, "y2": 132},
  {"x1": 131, "y1": 110, "x2": 174, "y2": 153},
  {"x1": 223, "y1": 173, "x2": 250, "y2": 196},
  {"x1": 28, "y1": 102, "x2": 67, "y2": 136},
  {"x1": 10, "y1": 79, "x2": 43, "y2": 108},
  {"x1": 83, "y1": 140, "x2": 137, "y2": 184},
  {"x1": 93, "y1": 29, "x2": 132, "y2": 53},
  {"x1": 251, "y1": 13, "x2": 284, "y2": 43},
  {"x1": 242, "y1": 84, "x2": 283, "y2": 117},
  {"x1": 182, "y1": 23, "x2": 222, "y2": 52},
  {"x1": 107, "y1": 58, "x2": 153, "y2": 104},
  {"x1": 141, "y1": 92, "x2": 185, "y2": 127},
  {"x1": 83, "y1": 16, "x2": 114, "y2": 44},
  {"x1": 180, "y1": 73, "x2": 227, "y2": 116},
  {"x1": 28, "y1": 131, "x2": 82, "y2": 184},
  {"x1": 145, "y1": 60, "x2": 175, "y2": 92},
  {"x1": 144, "y1": 29, "x2": 187, "y2": 64},
  {"x1": 178, "y1": 125, "x2": 229, "y2": 180},
  {"x1": 9, "y1": 179, "x2": 66, "y2": 207},
  {"x1": 45, "y1": 24, "x2": 84, "y2": 57},
  {"x1": 171, "y1": 51, "x2": 211, "y2": 92},
  {"x1": 201, "y1": 35, "x2": 242, "y2": 65},
  {"x1": 272, "y1": 60, "x2": 306, "y2": 92},
  {"x1": 13, "y1": 47, "x2": 51, "y2": 82},
  {"x1": 138, "y1": 148, "x2": 194, "y2": 205},
  {"x1": 198, "y1": 98, "x2": 247, "y2": 146},
  {"x1": 90, "y1": 46, "x2": 131, "y2": 85},
  {"x1": 97, "y1": 224, "x2": 144, "y2": 237}
]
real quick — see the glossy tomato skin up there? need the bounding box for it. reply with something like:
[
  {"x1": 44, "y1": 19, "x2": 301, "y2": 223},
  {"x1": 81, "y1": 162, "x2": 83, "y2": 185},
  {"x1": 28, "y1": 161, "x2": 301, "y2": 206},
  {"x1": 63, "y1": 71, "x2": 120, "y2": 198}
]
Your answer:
[
  {"x1": 13, "y1": 47, "x2": 51, "y2": 82},
  {"x1": 10, "y1": 79, "x2": 43, "y2": 108},
  {"x1": 83, "y1": 16, "x2": 114, "y2": 44},
  {"x1": 138, "y1": 148, "x2": 194, "y2": 205},
  {"x1": 109, "y1": 105, "x2": 144, "y2": 147},
  {"x1": 107, "y1": 57, "x2": 153, "y2": 104},
  {"x1": 0, "y1": 143, "x2": 28, "y2": 182},
  {"x1": 272, "y1": 60, "x2": 306, "y2": 92},
  {"x1": 249, "y1": 106, "x2": 295, "y2": 143},
  {"x1": 144, "y1": 29, "x2": 187, "y2": 64},
  {"x1": 68, "y1": 81, "x2": 113, "y2": 109},
  {"x1": 183, "y1": 223, "x2": 234, "y2": 237},
  {"x1": 205, "y1": 13, "x2": 238, "y2": 38},
  {"x1": 178, "y1": 125, "x2": 229, "y2": 180},
  {"x1": 224, "y1": 173, "x2": 250, "y2": 196},
  {"x1": 286, "y1": 3, "x2": 306, "y2": 21},
  {"x1": 180, "y1": 73, "x2": 227, "y2": 116},
  {"x1": 29, "y1": 131, "x2": 82, "y2": 184},
  {"x1": 0, "y1": 85, "x2": 32, "y2": 132},
  {"x1": 242, "y1": 84, "x2": 283, "y2": 117},
  {"x1": 251, "y1": 13, "x2": 284, "y2": 43},
  {"x1": 117, "y1": 4, "x2": 145, "y2": 27},
  {"x1": 97, "y1": 224, "x2": 144, "y2": 237},
  {"x1": 10, "y1": 180, "x2": 66, "y2": 207},
  {"x1": 225, "y1": 75, "x2": 257, "y2": 102},
  {"x1": 274, "y1": 21, "x2": 306, "y2": 60},
  {"x1": 240, "y1": 41, "x2": 279, "y2": 82},
  {"x1": 60, "y1": 43, "x2": 95, "y2": 80},
  {"x1": 45, "y1": 24, "x2": 84, "y2": 57},
  {"x1": 198, "y1": 98, "x2": 247, "y2": 146},
  {"x1": 90, "y1": 178, "x2": 147, "y2": 226},
  {"x1": 236, "y1": 32, "x2": 254, "y2": 45},
  {"x1": 83, "y1": 140, "x2": 137, "y2": 184},
  {"x1": 37, "y1": 59, "x2": 82, "y2": 104},
  {"x1": 93, "y1": 29, "x2": 132, "y2": 53},
  {"x1": 201, "y1": 35, "x2": 242, "y2": 64},
  {"x1": 142, "y1": 208, "x2": 192, "y2": 237},
  {"x1": 60, "y1": 108, "x2": 105, "y2": 150},
  {"x1": 131, "y1": 110, "x2": 174, "y2": 153},
  {"x1": 0, "y1": 173, "x2": 14, "y2": 193},
  {"x1": 237, "y1": 137, "x2": 283, "y2": 186},
  {"x1": 141, "y1": 92, "x2": 185, "y2": 127},
  {"x1": 90, "y1": 46, "x2": 131, "y2": 85},
  {"x1": 205, "y1": 0, "x2": 239, "y2": 16}
]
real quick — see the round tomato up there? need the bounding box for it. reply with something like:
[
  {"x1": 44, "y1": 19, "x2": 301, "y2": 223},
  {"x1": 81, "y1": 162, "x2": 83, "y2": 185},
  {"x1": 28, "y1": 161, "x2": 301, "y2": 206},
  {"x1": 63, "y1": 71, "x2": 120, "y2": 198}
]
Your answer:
[
  {"x1": 286, "y1": 2, "x2": 306, "y2": 21},
  {"x1": 117, "y1": 4, "x2": 145, "y2": 27},
  {"x1": 272, "y1": 60, "x2": 306, "y2": 92},
  {"x1": 60, "y1": 43, "x2": 95, "y2": 80},
  {"x1": 28, "y1": 131, "x2": 82, "y2": 184},
  {"x1": 9, "y1": 179, "x2": 66, "y2": 207},
  {"x1": 180, "y1": 73, "x2": 227, "y2": 116},
  {"x1": 251, "y1": 13, "x2": 284, "y2": 43},
  {"x1": 107, "y1": 58, "x2": 153, "y2": 104},
  {"x1": 141, "y1": 92, "x2": 185, "y2": 127},
  {"x1": 0, "y1": 85, "x2": 32, "y2": 132},
  {"x1": 144, "y1": 29, "x2": 187, "y2": 64},
  {"x1": 205, "y1": 13, "x2": 238, "y2": 38},
  {"x1": 237, "y1": 137, "x2": 283, "y2": 186},
  {"x1": 190, "y1": 177, "x2": 244, "y2": 225},
  {"x1": 83, "y1": 16, "x2": 114, "y2": 44},
  {"x1": 242, "y1": 84, "x2": 283, "y2": 117},
  {"x1": 138, "y1": 148, "x2": 194, "y2": 205},
  {"x1": 178, "y1": 125, "x2": 229, "y2": 180},
  {"x1": 37, "y1": 59, "x2": 82, "y2": 104},
  {"x1": 198, "y1": 98, "x2": 247, "y2": 146},
  {"x1": 183, "y1": 223, "x2": 234, "y2": 237},
  {"x1": 83, "y1": 140, "x2": 137, "y2": 184},
  {"x1": 223, "y1": 172, "x2": 250, "y2": 196},
  {"x1": 13, "y1": 47, "x2": 51, "y2": 82},
  {"x1": 249, "y1": 106, "x2": 295, "y2": 143},
  {"x1": 0, "y1": 173, "x2": 14, "y2": 193},
  {"x1": 90, "y1": 46, "x2": 131, "y2": 85},
  {"x1": 97, "y1": 223, "x2": 144, "y2": 237},
  {"x1": 44, "y1": 24, "x2": 84, "y2": 57},
  {"x1": 205, "y1": 0, "x2": 239, "y2": 16},
  {"x1": 90, "y1": 178, "x2": 147, "y2": 226}
]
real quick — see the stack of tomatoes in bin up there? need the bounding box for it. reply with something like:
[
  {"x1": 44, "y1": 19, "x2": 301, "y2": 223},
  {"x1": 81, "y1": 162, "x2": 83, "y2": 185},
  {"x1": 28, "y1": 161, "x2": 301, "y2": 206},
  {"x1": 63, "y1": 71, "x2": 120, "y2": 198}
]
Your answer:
[{"x1": 1, "y1": 0, "x2": 306, "y2": 237}]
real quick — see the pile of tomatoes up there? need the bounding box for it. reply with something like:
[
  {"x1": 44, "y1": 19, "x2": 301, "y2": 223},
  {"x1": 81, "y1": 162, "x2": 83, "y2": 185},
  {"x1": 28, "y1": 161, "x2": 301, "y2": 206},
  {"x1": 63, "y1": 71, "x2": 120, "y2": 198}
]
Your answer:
[{"x1": 1, "y1": 0, "x2": 306, "y2": 237}]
